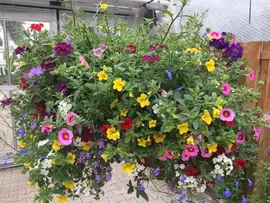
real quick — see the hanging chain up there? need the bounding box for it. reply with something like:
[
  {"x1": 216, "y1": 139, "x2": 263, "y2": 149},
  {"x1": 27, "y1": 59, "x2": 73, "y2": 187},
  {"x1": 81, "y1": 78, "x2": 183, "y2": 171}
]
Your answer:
[
  {"x1": 113, "y1": 0, "x2": 120, "y2": 27},
  {"x1": 93, "y1": 0, "x2": 103, "y2": 23}
]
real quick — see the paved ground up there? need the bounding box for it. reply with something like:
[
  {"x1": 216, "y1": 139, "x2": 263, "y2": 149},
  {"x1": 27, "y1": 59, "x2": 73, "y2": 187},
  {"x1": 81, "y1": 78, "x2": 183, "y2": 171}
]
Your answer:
[{"x1": 0, "y1": 164, "x2": 218, "y2": 203}]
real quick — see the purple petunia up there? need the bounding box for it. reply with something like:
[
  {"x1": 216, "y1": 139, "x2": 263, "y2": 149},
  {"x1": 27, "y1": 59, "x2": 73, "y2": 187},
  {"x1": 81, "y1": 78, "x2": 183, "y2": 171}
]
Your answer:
[
  {"x1": 225, "y1": 43, "x2": 243, "y2": 61},
  {"x1": 41, "y1": 57, "x2": 56, "y2": 70},
  {"x1": 209, "y1": 38, "x2": 229, "y2": 50},
  {"x1": 53, "y1": 42, "x2": 74, "y2": 56},
  {"x1": 98, "y1": 140, "x2": 105, "y2": 149},
  {"x1": 95, "y1": 174, "x2": 101, "y2": 183},
  {"x1": 15, "y1": 45, "x2": 30, "y2": 55},
  {"x1": 56, "y1": 82, "x2": 68, "y2": 95},
  {"x1": 27, "y1": 66, "x2": 43, "y2": 78},
  {"x1": 0, "y1": 97, "x2": 13, "y2": 107}
]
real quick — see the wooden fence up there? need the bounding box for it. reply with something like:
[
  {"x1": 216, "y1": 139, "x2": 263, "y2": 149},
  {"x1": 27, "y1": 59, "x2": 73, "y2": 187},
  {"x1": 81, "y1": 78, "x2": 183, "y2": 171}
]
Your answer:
[{"x1": 241, "y1": 41, "x2": 270, "y2": 162}]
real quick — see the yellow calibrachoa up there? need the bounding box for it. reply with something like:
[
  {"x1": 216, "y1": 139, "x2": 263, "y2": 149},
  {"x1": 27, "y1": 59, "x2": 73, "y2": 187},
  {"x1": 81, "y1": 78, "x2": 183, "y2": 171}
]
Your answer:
[
  {"x1": 113, "y1": 78, "x2": 126, "y2": 91},
  {"x1": 153, "y1": 134, "x2": 166, "y2": 143},
  {"x1": 149, "y1": 120, "x2": 156, "y2": 128},
  {"x1": 82, "y1": 142, "x2": 91, "y2": 151},
  {"x1": 120, "y1": 109, "x2": 128, "y2": 117},
  {"x1": 137, "y1": 138, "x2": 147, "y2": 147},
  {"x1": 137, "y1": 93, "x2": 150, "y2": 108},
  {"x1": 101, "y1": 154, "x2": 108, "y2": 162},
  {"x1": 207, "y1": 142, "x2": 218, "y2": 153},
  {"x1": 178, "y1": 122, "x2": 189, "y2": 134},
  {"x1": 18, "y1": 141, "x2": 26, "y2": 148},
  {"x1": 63, "y1": 181, "x2": 75, "y2": 190},
  {"x1": 187, "y1": 136, "x2": 195, "y2": 145},
  {"x1": 52, "y1": 140, "x2": 61, "y2": 151},
  {"x1": 106, "y1": 127, "x2": 120, "y2": 140},
  {"x1": 97, "y1": 71, "x2": 108, "y2": 81},
  {"x1": 121, "y1": 163, "x2": 135, "y2": 173},
  {"x1": 217, "y1": 97, "x2": 223, "y2": 105},
  {"x1": 24, "y1": 162, "x2": 31, "y2": 169},
  {"x1": 100, "y1": 3, "x2": 108, "y2": 9},
  {"x1": 51, "y1": 159, "x2": 59, "y2": 165},
  {"x1": 187, "y1": 48, "x2": 201, "y2": 54},
  {"x1": 213, "y1": 107, "x2": 221, "y2": 118},
  {"x1": 19, "y1": 61, "x2": 25, "y2": 67},
  {"x1": 56, "y1": 195, "x2": 68, "y2": 203},
  {"x1": 27, "y1": 181, "x2": 34, "y2": 187},
  {"x1": 205, "y1": 59, "x2": 215, "y2": 72},
  {"x1": 201, "y1": 110, "x2": 212, "y2": 125},
  {"x1": 66, "y1": 152, "x2": 76, "y2": 164},
  {"x1": 136, "y1": 120, "x2": 143, "y2": 127}
]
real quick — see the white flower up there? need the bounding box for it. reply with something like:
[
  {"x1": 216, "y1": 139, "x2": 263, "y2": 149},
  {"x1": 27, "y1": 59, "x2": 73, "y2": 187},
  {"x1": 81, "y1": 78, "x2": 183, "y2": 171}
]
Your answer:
[
  {"x1": 152, "y1": 104, "x2": 159, "y2": 114},
  {"x1": 180, "y1": 164, "x2": 185, "y2": 169},
  {"x1": 58, "y1": 99, "x2": 72, "y2": 118},
  {"x1": 136, "y1": 164, "x2": 145, "y2": 172},
  {"x1": 175, "y1": 171, "x2": 180, "y2": 177},
  {"x1": 37, "y1": 139, "x2": 49, "y2": 148},
  {"x1": 161, "y1": 90, "x2": 168, "y2": 97},
  {"x1": 174, "y1": 164, "x2": 180, "y2": 170},
  {"x1": 73, "y1": 137, "x2": 82, "y2": 147},
  {"x1": 41, "y1": 169, "x2": 49, "y2": 176},
  {"x1": 41, "y1": 159, "x2": 52, "y2": 169},
  {"x1": 215, "y1": 164, "x2": 221, "y2": 170}
]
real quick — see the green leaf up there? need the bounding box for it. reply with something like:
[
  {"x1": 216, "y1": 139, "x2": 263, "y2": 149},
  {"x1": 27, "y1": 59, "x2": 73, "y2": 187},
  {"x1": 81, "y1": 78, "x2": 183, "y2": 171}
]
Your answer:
[
  {"x1": 138, "y1": 190, "x2": 149, "y2": 201},
  {"x1": 163, "y1": 10, "x2": 174, "y2": 19},
  {"x1": 193, "y1": 121, "x2": 199, "y2": 130},
  {"x1": 184, "y1": 94, "x2": 193, "y2": 101},
  {"x1": 125, "y1": 136, "x2": 132, "y2": 143}
]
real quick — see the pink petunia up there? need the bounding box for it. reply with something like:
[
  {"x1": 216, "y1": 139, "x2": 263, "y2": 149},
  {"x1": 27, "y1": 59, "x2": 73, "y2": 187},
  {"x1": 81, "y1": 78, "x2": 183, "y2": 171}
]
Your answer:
[
  {"x1": 165, "y1": 150, "x2": 174, "y2": 160},
  {"x1": 93, "y1": 48, "x2": 103, "y2": 57},
  {"x1": 263, "y1": 113, "x2": 270, "y2": 123},
  {"x1": 197, "y1": 134, "x2": 203, "y2": 141},
  {"x1": 159, "y1": 155, "x2": 167, "y2": 161},
  {"x1": 79, "y1": 56, "x2": 89, "y2": 68},
  {"x1": 208, "y1": 31, "x2": 222, "y2": 40},
  {"x1": 220, "y1": 108, "x2": 235, "y2": 122},
  {"x1": 41, "y1": 125, "x2": 53, "y2": 133},
  {"x1": 184, "y1": 144, "x2": 199, "y2": 157},
  {"x1": 200, "y1": 147, "x2": 212, "y2": 158},
  {"x1": 65, "y1": 112, "x2": 79, "y2": 126},
  {"x1": 253, "y1": 126, "x2": 262, "y2": 142},
  {"x1": 181, "y1": 151, "x2": 190, "y2": 161},
  {"x1": 98, "y1": 44, "x2": 107, "y2": 52},
  {"x1": 249, "y1": 71, "x2": 254, "y2": 81},
  {"x1": 233, "y1": 35, "x2": 238, "y2": 45},
  {"x1": 58, "y1": 128, "x2": 73, "y2": 145},
  {"x1": 236, "y1": 131, "x2": 246, "y2": 144},
  {"x1": 221, "y1": 83, "x2": 231, "y2": 95}
]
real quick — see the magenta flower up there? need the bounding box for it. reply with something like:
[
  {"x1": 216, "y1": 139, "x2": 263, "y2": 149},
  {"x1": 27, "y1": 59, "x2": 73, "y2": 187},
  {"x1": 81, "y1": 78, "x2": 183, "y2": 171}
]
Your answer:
[
  {"x1": 58, "y1": 128, "x2": 73, "y2": 145},
  {"x1": 201, "y1": 147, "x2": 212, "y2": 158},
  {"x1": 221, "y1": 83, "x2": 231, "y2": 95},
  {"x1": 220, "y1": 108, "x2": 235, "y2": 122},
  {"x1": 41, "y1": 125, "x2": 53, "y2": 133},
  {"x1": 181, "y1": 151, "x2": 190, "y2": 161},
  {"x1": 53, "y1": 42, "x2": 74, "y2": 56},
  {"x1": 236, "y1": 131, "x2": 246, "y2": 144},
  {"x1": 208, "y1": 31, "x2": 222, "y2": 40},
  {"x1": 184, "y1": 144, "x2": 199, "y2": 157},
  {"x1": 249, "y1": 71, "x2": 254, "y2": 81},
  {"x1": 65, "y1": 112, "x2": 79, "y2": 126},
  {"x1": 253, "y1": 126, "x2": 262, "y2": 142},
  {"x1": 197, "y1": 134, "x2": 203, "y2": 142},
  {"x1": 99, "y1": 44, "x2": 107, "y2": 52},
  {"x1": 93, "y1": 48, "x2": 103, "y2": 57},
  {"x1": 159, "y1": 155, "x2": 167, "y2": 161},
  {"x1": 165, "y1": 150, "x2": 174, "y2": 159},
  {"x1": 79, "y1": 56, "x2": 89, "y2": 68},
  {"x1": 263, "y1": 113, "x2": 270, "y2": 123}
]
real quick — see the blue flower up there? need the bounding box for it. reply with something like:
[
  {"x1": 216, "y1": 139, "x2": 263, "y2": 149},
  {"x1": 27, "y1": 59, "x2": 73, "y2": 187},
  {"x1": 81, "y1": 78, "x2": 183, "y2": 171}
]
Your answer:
[
  {"x1": 242, "y1": 196, "x2": 248, "y2": 203},
  {"x1": 180, "y1": 176, "x2": 186, "y2": 183},
  {"x1": 30, "y1": 120, "x2": 37, "y2": 129},
  {"x1": 23, "y1": 113, "x2": 28, "y2": 119},
  {"x1": 153, "y1": 168, "x2": 160, "y2": 175},
  {"x1": 20, "y1": 149, "x2": 27, "y2": 155},
  {"x1": 248, "y1": 178, "x2": 253, "y2": 187},
  {"x1": 216, "y1": 176, "x2": 223, "y2": 182},
  {"x1": 223, "y1": 188, "x2": 232, "y2": 198},
  {"x1": 27, "y1": 66, "x2": 43, "y2": 78},
  {"x1": 39, "y1": 156, "x2": 47, "y2": 160},
  {"x1": 187, "y1": 200, "x2": 194, "y2": 203},
  {"x1": 177, "y1": 85, "x2": 183, "y2": 91},
  {"x1": 138, "y1": 184, "x2": 145, "y2": 191},
  {"x1": 179, "y1": 194, "x2": 186, "y2": 200},
  {"x1": 18, "y1": 129, "x2": 26, "y2": 136},
  {"x1": 166, "y1": 70, "x2": 173, "y2": 80},
  {"x1": 235, "y1": 180, "x2": 239, "y2": 188}
]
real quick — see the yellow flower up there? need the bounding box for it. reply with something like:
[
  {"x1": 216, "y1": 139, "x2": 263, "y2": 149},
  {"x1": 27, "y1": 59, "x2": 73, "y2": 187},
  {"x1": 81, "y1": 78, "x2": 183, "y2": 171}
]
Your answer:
[
  {"x1": 187, "y1": 136, "x2": 194, "y2": 145},
  {"x1": 27, "y1": 181, "x2": 34, "y2": 187},
  {"x1": 100, "y1": 3, "x2": 108, "y2": 9},
  {"x1": 101, "y1": 154, "x2": 108, "y2": 162},
  {"x1": 217, "y1": 97, "x2": 223, "y2": 105},
  {"x1": 129, "y1": 92, "x2": 134, "y2": 97},
  {"x1": 136, "y1": 120, "x2": 143, "y2": 127},
  {"x1": 113, "y1": 78, "x2": 126, "y2": 92},
  {"x1": 149, "y1": 120, "x2": 156, "y2": 128},
  {"x1": 177, "y1": 122, "x2": 189, "y2": 135},
  {"x1": 24, "y1": 162, "x2": 31, "y2": 169},
  {"x1": 212, "y1": 107, "x2": 221, "y2": 119},
  {"x1": 36, "y1": 188, "x2": 41, "y2": 193},
  {"x1": 18, "y1": 141, "x2": 26, "y2": 148},
  {"x1": 63, "y1": 181, "x2": 75, "y2": 190},
  {"x1": 121, "y1": 163, "x2": 135, "y2": 173},
  {"x1": 82, "y1": 142, "x2": 91, "y2": 151},
  {"x1": 120, "y1": 109, "x2": 128, "y2": 117},
  {"x1": 228, "y1": 143, "x2": 233, "y2": 149},
  {"x1": 110, "y1": 99, "x2": 118, "y2": 109},
  {"x1": 52, "y1": 140, "x2": 61, "y2": 151},
  {"x1": 205, "y1": 59, "x2": 215, "y2": 72},
  {"x1": 19, "y1": 61, "x2": 25, "y2": 67},
  {"x1": 66, "y1": 152, "x2": 76, "y2": 164},
  {"x1": 51, "y1": 159, "x2": 59, "y2": 165},
  {"x1": 201, "y1": 110, "x2": 212, "y2": 125},
  {"x1": 137, "y1": 93, "x2": 150, "y2": 108},
  {"x1": 218, "y1": 105, "x2": 223, "y2": 110},
  {"x1": 137, "y1": 138, "x2": 147, "y2": 147},
  {"x1": 207, "y1": 142, "x2": 218, "y2": 153},
  {"x1": 153, "y1": 134, "x2": 166, "y2": 143},
  {"x1": 106, "y1": 127, "x2": 120, "y2": 141},
  {"x1": 56, "y1": 195, "x2": 68, "y2": 203},
  {"x1": 187, "y1": 48, "x2": 201, "y2": 54},
  {"x1": 97, "y1": 71, "x2": 108, "y2": 81}
]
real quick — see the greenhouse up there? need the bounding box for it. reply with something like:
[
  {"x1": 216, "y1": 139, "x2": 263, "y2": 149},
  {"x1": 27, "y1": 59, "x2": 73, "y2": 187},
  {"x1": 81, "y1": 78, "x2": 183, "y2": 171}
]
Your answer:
[{"x1": 0, "y1": 0, "x2": 270, "y2": 203}]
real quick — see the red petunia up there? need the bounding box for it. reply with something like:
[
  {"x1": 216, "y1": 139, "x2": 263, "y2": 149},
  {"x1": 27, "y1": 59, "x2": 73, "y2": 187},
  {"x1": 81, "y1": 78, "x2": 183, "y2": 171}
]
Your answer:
[
  {"x1": 235, "y1": 159, "x2": 247, "y2": 168},
  {"x1": 137, "y1": 157, "x2": 149, "y2": 166},
  {"x1": 216, "y1": 145, "x2": 226, "y2": 155},
  {"x1": 19, "y1": 77, "x2": 28, "y2": 90},
  {"x1": 225, "y1": 121, "x2": 235, "y2": 127},
  {"x1": 127, "y1": 45, "x2": 136, "y2": 54},
  {"x1": 184, "y1": 165, "x2": 198, "y2": 176},
  {"x1": 35, "y1": 102, "x2": 46, "y2": 116},
  {"x1": 30, "y1": 23, "x2": 44, "y2": 32},
  {"x1": 101, "y1": 124, "x2": 111, "y2": 134},
  {"x1": 75, "y1": 126, "x2": 94, "y2": 142},
  {"x1": 120, "y1": 117, "x2": 133, "y2": 130}
]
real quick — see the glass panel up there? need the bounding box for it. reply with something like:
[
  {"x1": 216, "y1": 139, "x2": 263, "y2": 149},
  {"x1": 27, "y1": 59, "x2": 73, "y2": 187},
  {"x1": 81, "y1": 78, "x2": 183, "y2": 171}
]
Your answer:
[{"x1": 0, "y1": 21, "x2": 8, "y2": 85}]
